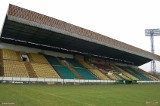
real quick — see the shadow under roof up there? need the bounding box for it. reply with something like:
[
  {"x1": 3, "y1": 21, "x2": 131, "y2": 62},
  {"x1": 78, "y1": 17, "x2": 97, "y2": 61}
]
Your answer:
[{"x1": 1, "y1": 4, "x2": 160, "y2": 66}]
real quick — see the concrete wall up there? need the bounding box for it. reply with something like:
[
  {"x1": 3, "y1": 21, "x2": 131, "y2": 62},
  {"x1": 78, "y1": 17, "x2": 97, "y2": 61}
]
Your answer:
[{"x1": 0, "y1": 42, "x2": 73, "y2": 58}]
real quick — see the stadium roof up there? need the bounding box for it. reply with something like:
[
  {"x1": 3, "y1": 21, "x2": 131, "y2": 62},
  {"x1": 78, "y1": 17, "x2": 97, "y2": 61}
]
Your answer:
[{"x1": 1, "y1": 4, "x2": 160, "y2": 66}]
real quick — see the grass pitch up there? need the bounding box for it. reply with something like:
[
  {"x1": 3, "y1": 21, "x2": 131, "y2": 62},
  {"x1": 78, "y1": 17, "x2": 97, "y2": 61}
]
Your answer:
[{"x1": 0, "y1": 84, "x2": 160, "y2": 106}]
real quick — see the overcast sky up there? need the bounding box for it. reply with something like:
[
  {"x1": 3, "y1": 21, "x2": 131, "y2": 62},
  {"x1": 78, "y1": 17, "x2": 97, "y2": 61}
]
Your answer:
[{"x1": 0, "y1": 0, "x2": 160, "y2": 72}]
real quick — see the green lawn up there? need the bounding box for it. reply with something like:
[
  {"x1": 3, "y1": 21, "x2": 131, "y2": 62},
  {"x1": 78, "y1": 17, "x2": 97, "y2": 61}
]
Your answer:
[{"x1": 0, "y1": 84, "x2": 160, "y2": 106}]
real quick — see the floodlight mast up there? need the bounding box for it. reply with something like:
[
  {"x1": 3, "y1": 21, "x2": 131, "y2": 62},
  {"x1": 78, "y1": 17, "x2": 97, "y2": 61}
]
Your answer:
[
  {"x1": 150, "y1": 34, "x2": 156, "y2": 73},
  {"x1": 145, "y1": 29, "x2": 160, "y2": 73}
]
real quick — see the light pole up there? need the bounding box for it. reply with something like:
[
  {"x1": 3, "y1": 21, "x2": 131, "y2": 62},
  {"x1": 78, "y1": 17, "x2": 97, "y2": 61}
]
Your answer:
[{"x1": 145, "y1": 29, "x2": 160, "y2": 73}]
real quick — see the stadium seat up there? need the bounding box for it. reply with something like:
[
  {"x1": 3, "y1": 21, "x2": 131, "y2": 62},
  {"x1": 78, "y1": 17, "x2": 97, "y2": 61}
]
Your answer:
[
  {"x1": 119, "y1": 74, "x2": 131, "y2": 80},
  {"x1": 131, "y1": 67, "x2": 159, "y2": 81},
  {"x1": 79, "y1": 60, "x2": 110, "y2": 80},
  {"x1": 107, "y1": 73, "x2": 118, "y2": 80},
  {"x1": 31, "y1": 63, "x2": 60, "y2": 78},
  {"x1": 44, "y1": 55, "x2": 61, "y2": 65},
  {"x1": 74, "y1": 67, "x2": 98, "y2": 80},
  {"x1": 29, "y1": 53, "x2": 49, "y2": 63},
  {"x1": 3, "y1": 60, "x2": 29, "y2": 77},
  {"x1": 118, "y1": 66, "x2": 151, "y2": 81},
  {"x1": 54, "y1": 66, "x2": 77, "y2": 79},
  {"x1": 2, "y1": 49, "x2": 18, "y2": 60},
  {"x1": 68, "y1": 66, "x2": 83, "y2": 79},
  {"x1": 67, "y1": 58, "x2": 84, "y2": 67},
  {"x1": 113, "y1": 65, "x2": 138, "y2": 80},
  {"x1": 0, "y1": 48, "x2": 157, "y2": 82},
  {"x1": 95, "y1": 63, "x2": 112, "y2": 70},
  {"x1": 127, "y1": 67, "x2": 151, "y2": 81}
]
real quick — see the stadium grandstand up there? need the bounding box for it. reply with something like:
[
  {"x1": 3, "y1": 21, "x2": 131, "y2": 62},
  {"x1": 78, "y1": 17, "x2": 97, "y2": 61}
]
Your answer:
[{"x1": 0, "y1": 4, "x2": 160, "y2": 84}]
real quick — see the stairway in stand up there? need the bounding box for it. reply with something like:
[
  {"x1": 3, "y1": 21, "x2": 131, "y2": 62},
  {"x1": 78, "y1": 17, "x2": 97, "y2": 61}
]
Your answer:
[
  {"x1": 68, "y1": 65, "x2": 83, "y2": 79},
  {"x1": 79, "y1": 60, "x2": 109, "y2": 80},
  {"x1": 132, "y1": 66, "x2": 158, "y2": 81},
  {"x1": 58, "y1": 58, "x2": 83, "y2": 79},
  {"x1": 112, "y1": 64, "x2": 139, "y2": 80},
  {"x1": 24, "y1": 62, "x2": 37, "y2": 78}
]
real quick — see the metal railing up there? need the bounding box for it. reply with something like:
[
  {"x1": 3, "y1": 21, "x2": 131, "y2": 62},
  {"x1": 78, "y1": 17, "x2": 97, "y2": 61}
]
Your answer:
[
  {"x1": 0, "y1": 77, "x2": 159, "y2": 84},
  {"x1": 0, "y1": 77, "x2": 116, "y2": 84}
]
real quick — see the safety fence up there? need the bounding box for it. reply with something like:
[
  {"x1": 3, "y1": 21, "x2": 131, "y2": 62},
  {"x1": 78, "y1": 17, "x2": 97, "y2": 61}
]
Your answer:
[
  {"x1": 0, "y1": 77, "x2": 116, "y2": 84},
  {"x1": 137, "y1": 81, "x2": 160, "y2": 84},
  {"x1": 0, "y1": 77, "x2": 160, "y2": 84}
]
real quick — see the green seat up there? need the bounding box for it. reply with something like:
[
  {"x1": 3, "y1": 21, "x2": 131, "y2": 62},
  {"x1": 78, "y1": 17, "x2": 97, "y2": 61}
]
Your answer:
[
  {"x1": 118, "y1": 66, "x2": 151, "y2": 81},
  {"x1": 67, "y1": 59, "x2": 84, "y2": 67},
  {"x1": 74, "y1": 67, "x2": 97, "y2": 80},
  {"x1": 54, "y1": 66, "x2": 77, "y2": 79},
  {"x1": 44, "y1": 55, "x2": 61, "y2": 65}
]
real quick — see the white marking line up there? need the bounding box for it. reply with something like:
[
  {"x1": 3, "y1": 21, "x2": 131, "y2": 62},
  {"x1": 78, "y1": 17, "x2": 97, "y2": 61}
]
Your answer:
[{"x1": 25, "y1": 87, "x2": 95, "y2": 106}]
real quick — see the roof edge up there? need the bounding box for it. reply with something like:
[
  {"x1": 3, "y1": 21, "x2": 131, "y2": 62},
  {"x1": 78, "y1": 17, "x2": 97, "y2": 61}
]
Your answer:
[{"x1": 6, "y1": 4, "x2": 160, "y2": 62}]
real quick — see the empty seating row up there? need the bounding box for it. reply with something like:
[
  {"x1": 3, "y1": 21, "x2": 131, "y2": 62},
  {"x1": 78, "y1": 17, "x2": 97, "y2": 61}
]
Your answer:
[
  {"x1": 79, "y1": 60, "x2": 109, "y2": 80},
  {"x1": 107, "y1": 74, "x2": 118, "y2": 80},
  {"x1": 113, "y1": 65, "x2": 138, "y2": 80},
  {"x1": 3, "y1": 60, "x2": 29, "y2": 77},
  {"x1": 67, "y1": 59, "x2": 84, "y2": 67},
  {"x1": 74, "y1": 67, "x2": 97, "y2": 80},
  {"x1": 54, "y1": 66, "x2": 77, "y2": 79},
  {"x1": 31, "y1": 63, "x2": 60, "y2": 78},
  {"x1": 2, "y1": 49, "x2": 18, "y2": 60},
  {"x1": 95, "y1": 63, "x2": 112, "y2": 70},
  {"x1": 44, "y1": 55, "x2": 61, "y2": 65},
  {"x1": 46, "y1": 56, "x2": 99, "y2": 80},
  {"x1": 132, "y1": 67, "x2": 159, "y2": 81},
  {"x1": 119, "y1": 66, "x2": 151, "y2": 81},
  {"x1": 119, "y1": 74, "x2": 131, "y2": 80},
  {"x1": 0, "y1": 48, "x2": 158, "y2": 81},
  {"x1": 127, "y1": 67, "x2": 151, "y2": 81},
  {"x1": 29, "y1": 53, "x2": 49, "y2": 63}
]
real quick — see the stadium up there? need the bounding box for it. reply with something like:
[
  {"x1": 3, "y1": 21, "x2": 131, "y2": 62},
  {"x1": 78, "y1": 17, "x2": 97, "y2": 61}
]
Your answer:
[{"x1": 0, "y1": 4, "x2": 160, "y2": 106}]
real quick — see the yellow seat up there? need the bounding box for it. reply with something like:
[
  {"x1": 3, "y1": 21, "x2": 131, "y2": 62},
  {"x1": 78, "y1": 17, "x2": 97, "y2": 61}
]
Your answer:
[
  {"x1": 79, "y1": 60, "x2": 110, "y2": 80},
  {"x1": 2, "y1": 49, "x2": 18, "y2": 60},
  {"x1": 3, "y1": 60, "x2": 29, "y2": 77},
  {"x1": 29, "y1": 53, "x2": 49, "y2": 63},
  {"x1": 31, "y1": 63, "x2": 60, "y2": 78}
]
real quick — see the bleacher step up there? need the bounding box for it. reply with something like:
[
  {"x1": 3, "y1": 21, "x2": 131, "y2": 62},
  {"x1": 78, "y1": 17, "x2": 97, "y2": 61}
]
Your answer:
[
  {"x1": 24, "y1": 62, "x2": 37, "y2": 78},
  {"x1": 68, "y1": 66, "x2": 83, "y2": 79},
  {"x1": 79, "y1": 60, "x2": 110, "y2": 80}
]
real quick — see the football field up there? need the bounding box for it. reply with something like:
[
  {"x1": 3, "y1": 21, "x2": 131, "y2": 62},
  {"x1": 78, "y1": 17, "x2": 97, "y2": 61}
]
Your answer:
[{"x1": 0, "y1": 84, "x2": 160, "y2": 106}]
